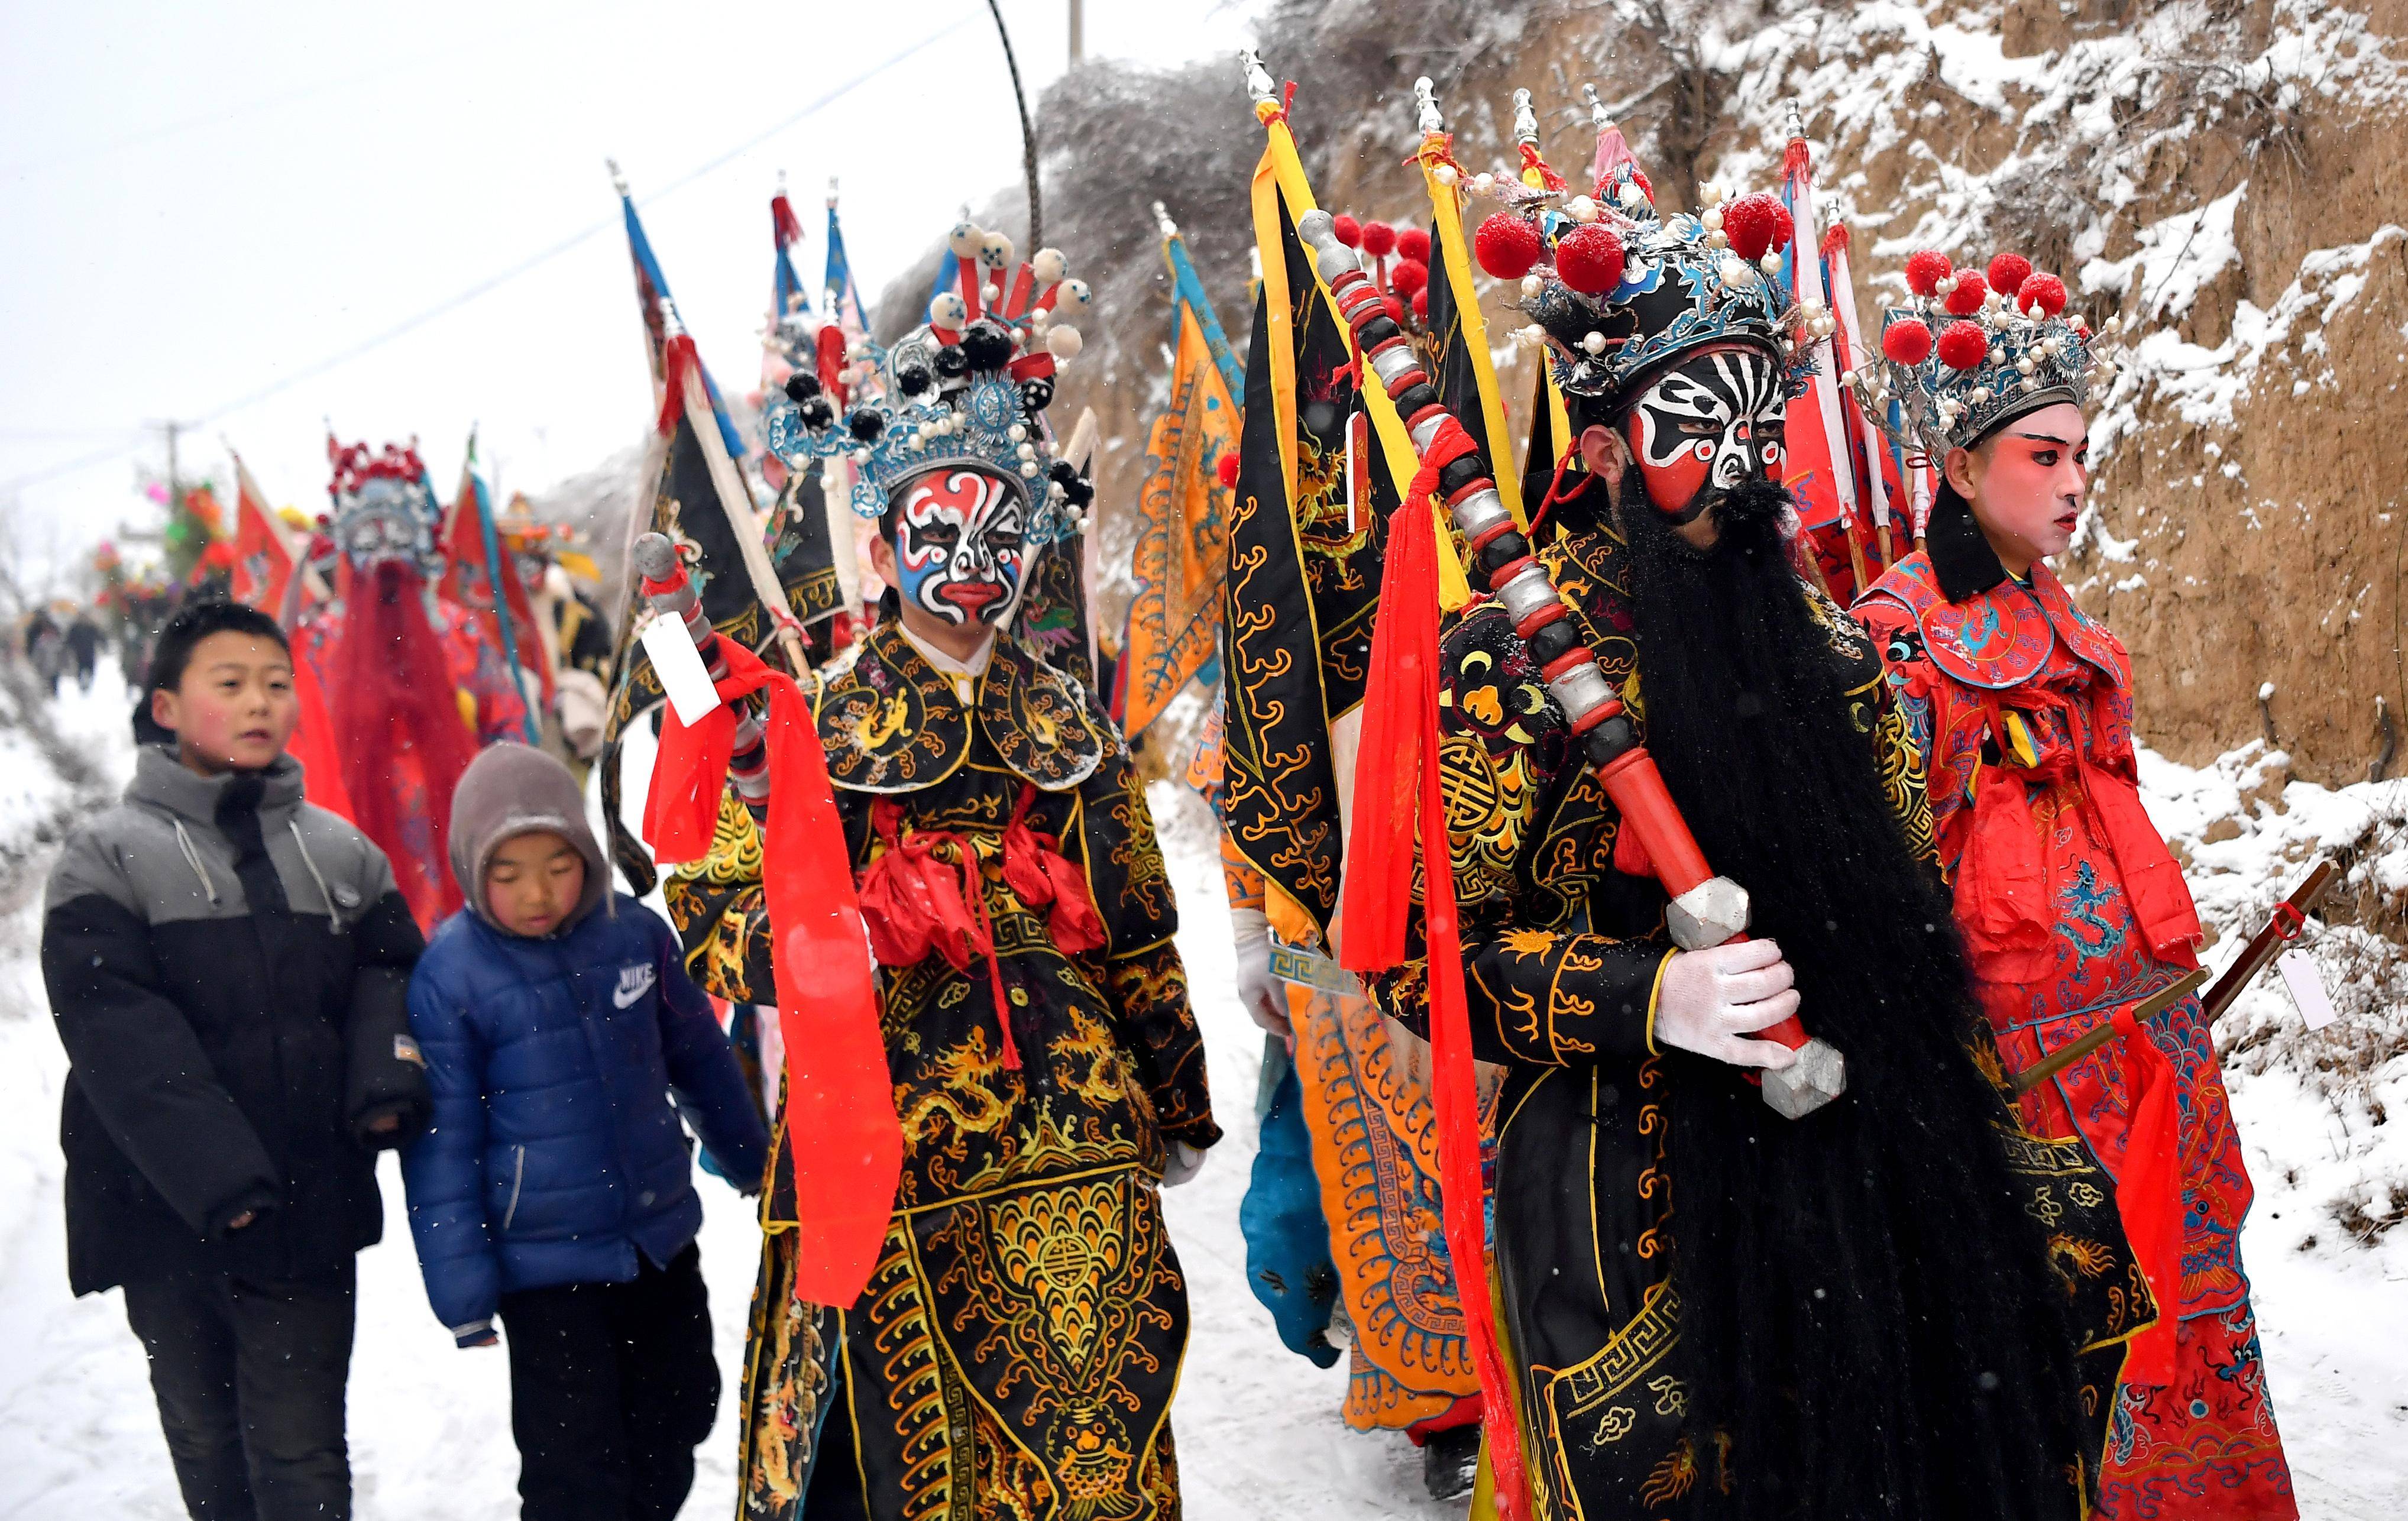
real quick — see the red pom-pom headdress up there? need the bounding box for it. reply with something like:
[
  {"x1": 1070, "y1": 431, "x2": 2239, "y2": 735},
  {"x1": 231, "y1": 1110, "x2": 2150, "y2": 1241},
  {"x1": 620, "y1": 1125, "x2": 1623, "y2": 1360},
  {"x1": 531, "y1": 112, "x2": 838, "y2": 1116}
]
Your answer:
[
  {"x1": 1850, "y1": 244, "x2": 2125, "y2": 459},
  {"x1": 1456, "y1": 158, "x2": 1815, "y2": 404}
]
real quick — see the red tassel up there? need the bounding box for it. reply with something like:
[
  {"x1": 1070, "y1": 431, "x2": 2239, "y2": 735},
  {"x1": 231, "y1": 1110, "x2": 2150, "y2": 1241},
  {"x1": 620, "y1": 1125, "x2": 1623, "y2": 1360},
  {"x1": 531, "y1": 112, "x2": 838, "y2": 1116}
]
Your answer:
[
  {"x1": 771, "y1": 193, "x2": 803, "y2": 251},
  {"x1": 645, "y1": 639, "x2": 901, "y2": 1306},
  {"x1": 1341, "y1": 471, "x2": 1531, "y2": 1521},
  {"x1": 2108, "y1": 1002, "x2": 2184, "y2": 1386},
  {"x1": 1783, "y1": 135, "x2": 1813, "y2": 180},
  {"x1": 1341, "y1": 416, "x2": 1474, "y2": 972},
  {"x1": 815, "y1": 323, "x2": 848, "y2": 405},
  {"x1": 656, "y1": 333, "x2": 700, "y2": 438}
]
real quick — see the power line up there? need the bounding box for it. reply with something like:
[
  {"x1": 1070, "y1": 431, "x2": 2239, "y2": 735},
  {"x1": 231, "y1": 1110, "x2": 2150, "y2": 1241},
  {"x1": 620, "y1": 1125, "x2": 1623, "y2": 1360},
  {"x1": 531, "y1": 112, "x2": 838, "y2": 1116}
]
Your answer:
[
  {"x1": 0, "y1": 30, "x2": 516, "y2": 180},
  {"x1": 2, "y1": 13, "x2": 973, "y2": 497}
]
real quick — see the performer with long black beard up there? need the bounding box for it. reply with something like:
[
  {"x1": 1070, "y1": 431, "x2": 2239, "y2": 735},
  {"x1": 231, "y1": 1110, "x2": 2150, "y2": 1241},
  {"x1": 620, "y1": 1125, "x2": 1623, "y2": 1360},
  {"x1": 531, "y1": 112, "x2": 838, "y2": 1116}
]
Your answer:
[{"x1": 1351, "y1": 165, "x2": 2151, "y2": 1519}]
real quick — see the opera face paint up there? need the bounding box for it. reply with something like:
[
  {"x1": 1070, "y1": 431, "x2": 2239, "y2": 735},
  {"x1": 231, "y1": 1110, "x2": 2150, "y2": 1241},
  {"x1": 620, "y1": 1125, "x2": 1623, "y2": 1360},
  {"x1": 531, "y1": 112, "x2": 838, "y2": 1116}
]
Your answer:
[
  {"x1": 1621, "y1": 347, "x2": 1786, "y2": 522},
  {"x1": 894, "y1": 467, "x2": 1030, "y2": 627},
  {"x1": 1962, "y1": 401, "x2": 2089, "y2": 571}
]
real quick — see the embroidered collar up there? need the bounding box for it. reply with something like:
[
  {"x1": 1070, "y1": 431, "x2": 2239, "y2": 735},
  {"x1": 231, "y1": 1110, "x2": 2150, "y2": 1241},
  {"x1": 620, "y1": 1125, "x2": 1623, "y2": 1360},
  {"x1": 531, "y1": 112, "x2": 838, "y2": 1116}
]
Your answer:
[
  {"x1": 819, "y1": 622, "x2": 1103, "y2": 794},
  {"x1": 1860, "y1": 552, "x2": 2125, "y2": 691}
]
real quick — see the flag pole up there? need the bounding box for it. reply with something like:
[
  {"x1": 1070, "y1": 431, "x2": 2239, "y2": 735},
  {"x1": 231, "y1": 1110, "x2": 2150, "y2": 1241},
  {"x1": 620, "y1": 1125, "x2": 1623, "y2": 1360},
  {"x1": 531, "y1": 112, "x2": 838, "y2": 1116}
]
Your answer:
[
  {"x1": 985, "y1": 0, "x2": 1041, "y2": 248},
  {"x1": 467, "y1": 429, "x2": 543, "y2": 743}
]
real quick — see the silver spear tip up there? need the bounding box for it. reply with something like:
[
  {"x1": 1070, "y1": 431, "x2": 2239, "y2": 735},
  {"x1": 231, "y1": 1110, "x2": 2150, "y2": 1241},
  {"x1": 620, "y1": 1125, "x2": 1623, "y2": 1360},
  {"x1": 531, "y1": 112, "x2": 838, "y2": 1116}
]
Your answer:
[
  {"x1": 1582, "y1": 82, "x2": 1613, "y2": 131},
  {"x1": 1240, "y1": 49, "x2": 1277, "y2": 105},
  {"x1": 1512, "y1": 87, "x2": 1539, "y2": 145}
]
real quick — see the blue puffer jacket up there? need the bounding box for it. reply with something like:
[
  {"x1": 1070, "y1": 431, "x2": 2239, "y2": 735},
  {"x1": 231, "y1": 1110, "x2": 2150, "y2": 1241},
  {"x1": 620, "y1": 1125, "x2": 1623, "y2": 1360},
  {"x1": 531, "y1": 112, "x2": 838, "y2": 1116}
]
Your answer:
[{"x1": 401, "y1": 895, "x2": 769, "y2": 1343}]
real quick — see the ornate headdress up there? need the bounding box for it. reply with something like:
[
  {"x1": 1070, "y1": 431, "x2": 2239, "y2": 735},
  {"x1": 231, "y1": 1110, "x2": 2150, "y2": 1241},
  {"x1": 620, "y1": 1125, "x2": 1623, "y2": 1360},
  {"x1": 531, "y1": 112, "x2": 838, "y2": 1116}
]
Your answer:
[
  {"x1": 1468, "y1": 151, "x2": 1832, "y2": 407},
  {"x1": 1847, "y1": 248, "x2": 2121, "y2": 458},
  {"x1": 325, "y1": 437, "x2": 441, "y2": 575},
  {"x1": 763, "y1": 219, "x2": 1095, "y2": 545}
]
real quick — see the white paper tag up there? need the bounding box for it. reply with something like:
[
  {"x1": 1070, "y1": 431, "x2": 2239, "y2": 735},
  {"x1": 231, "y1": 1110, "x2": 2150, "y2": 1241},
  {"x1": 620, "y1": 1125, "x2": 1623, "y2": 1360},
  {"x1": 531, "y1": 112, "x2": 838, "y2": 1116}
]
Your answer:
[
  {"x1": 639, "y1": 612, "x2": 722, "y2": 728},
  {"x1": 2276, "y1": 947, "x2": 2338, "y2": 1031}
]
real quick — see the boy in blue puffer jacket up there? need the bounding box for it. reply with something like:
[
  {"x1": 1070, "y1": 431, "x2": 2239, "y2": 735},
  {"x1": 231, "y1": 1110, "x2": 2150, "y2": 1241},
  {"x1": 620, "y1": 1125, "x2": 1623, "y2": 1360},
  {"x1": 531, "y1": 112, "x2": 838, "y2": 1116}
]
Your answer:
[{"x1": 400, "y1": 743, "x2": 768, "y2": 1521}]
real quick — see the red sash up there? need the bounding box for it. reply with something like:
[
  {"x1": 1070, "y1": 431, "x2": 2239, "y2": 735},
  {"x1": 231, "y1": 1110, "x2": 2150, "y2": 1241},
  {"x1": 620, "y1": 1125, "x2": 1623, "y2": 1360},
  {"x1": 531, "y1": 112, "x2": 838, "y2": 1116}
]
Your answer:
[{"x1": 644, "y1": 640, "x2": 901, "y2": 1309}]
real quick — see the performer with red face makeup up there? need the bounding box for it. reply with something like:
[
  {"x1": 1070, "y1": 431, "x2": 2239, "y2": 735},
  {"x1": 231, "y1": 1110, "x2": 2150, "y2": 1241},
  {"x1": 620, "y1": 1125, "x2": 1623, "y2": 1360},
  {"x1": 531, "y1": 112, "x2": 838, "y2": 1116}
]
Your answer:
[
  {"x1": 1854, "y1": 253, "x2": 2297, "y2": 1519},
  {"x1": 1339, "y1": 153, "x2": 2148, "y2": 1520},
  {"x1": 659, "y1": 225, "x2": 1219, "y2": 1521}
]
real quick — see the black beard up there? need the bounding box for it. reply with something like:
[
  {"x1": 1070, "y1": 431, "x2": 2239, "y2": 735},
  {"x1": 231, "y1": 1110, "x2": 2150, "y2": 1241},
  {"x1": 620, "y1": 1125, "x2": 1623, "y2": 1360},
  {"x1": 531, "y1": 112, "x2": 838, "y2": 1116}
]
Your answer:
[{"x1": 1616, "y1": 476, "x2": 2092, "y2": 1520}]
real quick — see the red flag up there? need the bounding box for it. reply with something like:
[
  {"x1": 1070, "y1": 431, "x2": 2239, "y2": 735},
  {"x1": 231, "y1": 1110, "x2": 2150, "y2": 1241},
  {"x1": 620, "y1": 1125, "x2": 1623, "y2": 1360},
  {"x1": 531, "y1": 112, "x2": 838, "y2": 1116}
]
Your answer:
[
  {"x1": 229, "y1": 455, "x2": 295, "y2": 612},
  {"x1": 442, "y1": 464, "x2": 552, "y2": 710},
  {"x1": 1778, "y1": 125, "x2": 1879, "y2": 598},
  {"x1": 1341, "y1": 415, "x2": 1530, "y2": 1519},
  {"x1": 287, "y1": 649, "x2": 354, "y2": 821}
]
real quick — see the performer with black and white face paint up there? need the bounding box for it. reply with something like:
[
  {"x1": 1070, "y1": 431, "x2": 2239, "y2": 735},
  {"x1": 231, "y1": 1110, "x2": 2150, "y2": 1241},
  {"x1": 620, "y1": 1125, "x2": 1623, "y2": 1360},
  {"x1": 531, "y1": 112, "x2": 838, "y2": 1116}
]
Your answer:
[
  {"x1": 1619, "y1": 344, "x2": 1789, "y2": 519},
  {"x1": 1335, "y1": 132, "x2": 2154, "y2": 1519}
]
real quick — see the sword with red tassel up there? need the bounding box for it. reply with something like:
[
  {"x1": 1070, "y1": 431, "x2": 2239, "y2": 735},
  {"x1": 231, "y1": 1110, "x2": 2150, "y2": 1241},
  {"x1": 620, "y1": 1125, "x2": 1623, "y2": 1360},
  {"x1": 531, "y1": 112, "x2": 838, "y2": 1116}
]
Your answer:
[{"x1": 1303, "y1": 204, "x2": 1846, "y2": 1120}]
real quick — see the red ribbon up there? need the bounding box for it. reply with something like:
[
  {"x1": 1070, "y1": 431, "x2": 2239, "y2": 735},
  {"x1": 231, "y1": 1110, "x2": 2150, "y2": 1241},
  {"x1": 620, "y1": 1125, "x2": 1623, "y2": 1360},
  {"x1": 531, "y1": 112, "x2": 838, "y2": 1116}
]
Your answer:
[
  {"x1": 815, "y1": 324, "x2": 848, "y2": 405},
  {"x1": 1001, "y1": 784, "x2": 1107, "y2": 957},
  {"x1": 2106, "y1": 1001, "x2": 2184, "y2": 1386},
  {"x1": 656, "y1": 332, "x2": 701, "y2": 438},
  {"x1": 1517, "y1": 141, "x2": 1567, "y2": 193},
  {"x1": 643, "y1": 639, "x2": 902, "y2": 1307},
  {"x1": 1341, "y1": 442, "x2": 1530, "y2": 1521},
  {"x1": 856, "y1": 801, "x2": 1021, "y2": 1070}
]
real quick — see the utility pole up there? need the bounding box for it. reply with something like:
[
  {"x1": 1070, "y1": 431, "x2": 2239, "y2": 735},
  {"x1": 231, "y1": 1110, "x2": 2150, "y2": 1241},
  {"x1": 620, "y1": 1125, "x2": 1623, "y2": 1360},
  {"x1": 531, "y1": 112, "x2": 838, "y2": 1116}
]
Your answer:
[
  {"x1": 1069, "y1": 0, "x2": 1083, "y2": 63},
  {"x1": 160, "y1": 419, "x2": 183, "y2": 507}
]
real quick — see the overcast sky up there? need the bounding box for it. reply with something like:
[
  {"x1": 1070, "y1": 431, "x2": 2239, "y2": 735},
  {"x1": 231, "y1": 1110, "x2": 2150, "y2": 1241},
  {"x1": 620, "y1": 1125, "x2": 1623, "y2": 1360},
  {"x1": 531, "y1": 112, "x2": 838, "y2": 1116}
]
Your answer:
[{"x1": 0, "y1": 0, "x2": 1261, "y2": 587}]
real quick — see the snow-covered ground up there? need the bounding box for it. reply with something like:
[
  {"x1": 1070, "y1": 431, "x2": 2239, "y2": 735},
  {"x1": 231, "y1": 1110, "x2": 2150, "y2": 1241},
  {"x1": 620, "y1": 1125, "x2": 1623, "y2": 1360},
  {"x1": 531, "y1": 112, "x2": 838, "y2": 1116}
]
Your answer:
[{"x1": 0, "y1": 675, "x2": 2401, "y2": 1517}]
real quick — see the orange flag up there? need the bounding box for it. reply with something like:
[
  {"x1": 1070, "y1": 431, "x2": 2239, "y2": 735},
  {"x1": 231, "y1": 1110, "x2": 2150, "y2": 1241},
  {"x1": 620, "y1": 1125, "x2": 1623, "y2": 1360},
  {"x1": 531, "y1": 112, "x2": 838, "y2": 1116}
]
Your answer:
[{"x1": 1114, "y1": 266, "x2": 1240, "y2": 740}]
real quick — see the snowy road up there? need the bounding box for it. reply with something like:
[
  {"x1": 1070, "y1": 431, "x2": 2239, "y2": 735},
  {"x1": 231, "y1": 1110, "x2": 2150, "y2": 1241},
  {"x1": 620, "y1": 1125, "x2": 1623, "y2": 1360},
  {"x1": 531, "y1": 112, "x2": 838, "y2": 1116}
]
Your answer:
[
  {"x1": 0, "y1": 679, "x2": 2400, "y2": 1516},
  {"x1": 0, "y1": 836, "x2": 1442, "y2": 1519},
  {"x1": 0, "y1": 679, "x2": 1446, "y2": 1520}
]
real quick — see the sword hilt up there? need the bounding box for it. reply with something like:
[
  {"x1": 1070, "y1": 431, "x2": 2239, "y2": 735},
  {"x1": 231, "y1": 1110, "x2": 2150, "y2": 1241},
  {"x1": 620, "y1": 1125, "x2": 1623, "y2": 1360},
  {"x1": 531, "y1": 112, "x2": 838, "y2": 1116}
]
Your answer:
[{"x1": 632, "y1": 532, "x2": 771, "y2": 817}]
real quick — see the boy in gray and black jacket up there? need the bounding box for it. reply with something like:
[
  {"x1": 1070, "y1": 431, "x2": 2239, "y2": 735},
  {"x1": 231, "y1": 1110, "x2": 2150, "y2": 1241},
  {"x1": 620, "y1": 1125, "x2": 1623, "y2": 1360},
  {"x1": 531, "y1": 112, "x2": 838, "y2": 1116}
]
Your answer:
[{"x1": 41, "y1": 599, "x2": 429, "y2": 1521}]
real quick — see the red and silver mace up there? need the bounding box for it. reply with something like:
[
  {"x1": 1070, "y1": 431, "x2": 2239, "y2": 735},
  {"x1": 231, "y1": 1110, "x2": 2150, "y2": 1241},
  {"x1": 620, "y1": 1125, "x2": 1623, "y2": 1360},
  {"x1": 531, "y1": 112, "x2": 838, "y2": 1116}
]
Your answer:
[{"x1": 1301, "y1": 208, "x2": 1846, "y2": 1118}]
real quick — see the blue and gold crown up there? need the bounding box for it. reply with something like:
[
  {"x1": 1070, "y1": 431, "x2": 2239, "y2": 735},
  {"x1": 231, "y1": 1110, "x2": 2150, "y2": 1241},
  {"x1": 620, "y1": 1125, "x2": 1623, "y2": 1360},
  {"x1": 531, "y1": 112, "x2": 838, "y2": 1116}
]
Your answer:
[
  {"x1": 764, "y1": 219, "x2": 1094, "y2": 545},
  {"x1": 1847, "y1": 248, "x2": 2122, "y2": 459}
]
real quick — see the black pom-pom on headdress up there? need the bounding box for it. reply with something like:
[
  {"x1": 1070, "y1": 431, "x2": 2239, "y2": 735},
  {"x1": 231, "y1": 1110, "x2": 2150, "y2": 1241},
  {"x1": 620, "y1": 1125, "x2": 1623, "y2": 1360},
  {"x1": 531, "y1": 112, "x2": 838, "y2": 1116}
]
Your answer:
[{"x1": 960, "y1": 319, "x2": 1015, "y2": 371}]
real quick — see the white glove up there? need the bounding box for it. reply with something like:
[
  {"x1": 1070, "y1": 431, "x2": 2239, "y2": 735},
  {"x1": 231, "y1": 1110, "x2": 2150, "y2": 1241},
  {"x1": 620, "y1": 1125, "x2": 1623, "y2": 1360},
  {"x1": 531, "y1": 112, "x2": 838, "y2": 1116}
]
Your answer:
[
  {"x1": 1161, "y1": 1141, "x2": 1208, "y2": 1188},
  {"x1": 1653, "y1": 939, "x2": 1802, "y2": 1070},
  {"x1": 1230, "y1": 906, "x2": 1292, "y2": 1040}
]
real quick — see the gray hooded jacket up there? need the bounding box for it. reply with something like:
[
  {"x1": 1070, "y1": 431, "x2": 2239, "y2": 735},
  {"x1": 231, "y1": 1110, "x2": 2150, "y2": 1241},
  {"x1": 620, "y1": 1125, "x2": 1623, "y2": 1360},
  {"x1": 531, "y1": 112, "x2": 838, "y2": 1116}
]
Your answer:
[{"x1": 42, "y1": 746, "x2": 428, "y2": 1294}]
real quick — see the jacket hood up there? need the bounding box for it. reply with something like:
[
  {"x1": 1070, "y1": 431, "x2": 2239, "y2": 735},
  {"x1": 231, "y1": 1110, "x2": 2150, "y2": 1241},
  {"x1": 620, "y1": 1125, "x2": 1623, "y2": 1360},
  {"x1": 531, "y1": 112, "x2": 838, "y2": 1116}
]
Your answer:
[
  {"x1": 446, "y1": 743, "x2": 609, "y2": 935},
  {"x1": 129, "y1": 745, "x2": 306, "y2": 824}
]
